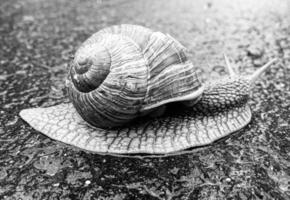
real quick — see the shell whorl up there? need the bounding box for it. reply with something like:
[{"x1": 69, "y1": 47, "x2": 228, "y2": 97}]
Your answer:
[
  {"x1": 67, "y1": 25, "x2": 202, "y2": 128},
  {"x1": 70, "y1": 44, "x2": 111, "y2": 92}
]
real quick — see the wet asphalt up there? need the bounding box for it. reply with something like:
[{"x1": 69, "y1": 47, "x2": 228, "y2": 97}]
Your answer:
[{"x1": 0, "y1": 0, "x2": 290, "y2": 199}]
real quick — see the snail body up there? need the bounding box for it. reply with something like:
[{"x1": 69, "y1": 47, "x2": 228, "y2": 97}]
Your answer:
[{"x1": 19, "y1": 24, "x2": 277, "y2": 154}]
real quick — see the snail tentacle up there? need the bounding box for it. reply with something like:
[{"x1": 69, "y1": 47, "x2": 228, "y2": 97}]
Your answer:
[
  {"x1": 249, "y1": 58, "x2": 277, "y2": 83},
  {"x1": 223, "y1": 54, "x2": 236, "y2": 77}
]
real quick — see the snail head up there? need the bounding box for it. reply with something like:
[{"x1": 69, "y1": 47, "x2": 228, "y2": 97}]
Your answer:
[
  {"x1": 197, "y1": 55, "x2": 277, "y2": 111},
  {"x1": 222, "y1": 54, "x2": 277, "y2": 93}
]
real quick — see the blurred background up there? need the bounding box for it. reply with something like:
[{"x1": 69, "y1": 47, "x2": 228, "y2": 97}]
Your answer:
[{"x1": 0, "y1": 0, "x2": 289, "y2": 199}]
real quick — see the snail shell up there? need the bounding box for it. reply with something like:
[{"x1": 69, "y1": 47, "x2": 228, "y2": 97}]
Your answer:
[
  {"x1": 67, "y1": 24, "x2": 202, "y2": 128},
  {"x1": 19, "y1": 24, "x2": 277, "y2": 154}
]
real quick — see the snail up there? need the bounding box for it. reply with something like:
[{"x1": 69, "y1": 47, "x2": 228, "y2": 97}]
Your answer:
[{"x1": 19, "y1": 24, "x2": 277, "y2": 154}]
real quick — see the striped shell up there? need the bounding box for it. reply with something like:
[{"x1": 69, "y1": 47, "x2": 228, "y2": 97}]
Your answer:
[{"x1": 67, "y1": 24, "x2": 203, "y2": 128}]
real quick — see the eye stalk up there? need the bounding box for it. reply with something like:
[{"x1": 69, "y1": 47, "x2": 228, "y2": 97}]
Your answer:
[
  {"x1": 223, "y1": 54, "x2": 236, "y2": 77},
  {"x1": 248, "y1": 58, "x2": 278, "y2": 83},
  {"x1": 223, "y1": 54, "x2": 278, "y2": 84}
]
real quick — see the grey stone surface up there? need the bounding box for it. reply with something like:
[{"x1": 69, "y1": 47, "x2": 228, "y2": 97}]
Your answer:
[{"x1": 0, "y1": 0, "x2": 289, "y2": 199}]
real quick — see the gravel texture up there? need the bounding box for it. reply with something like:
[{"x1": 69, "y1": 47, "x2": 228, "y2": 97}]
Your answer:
[{"x1": 0, "y1": 0, "x2": 290, "y2": 199}]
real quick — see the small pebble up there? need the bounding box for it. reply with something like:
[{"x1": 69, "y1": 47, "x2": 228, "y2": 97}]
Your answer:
[
  {"x1": 247, "y1": 46, "x2": 264, "y2": 58},
  {"x1": 253, "y1": 59, "x2": 263, "y2": 67},
  {"x1": 0, "y1": 168, "x2": 8, "y2": 180},
  {"x1": 23, "y1": 15, "x2": 35, "y2": 22},
  {"x1": 225, "y1": 178, "x2": 231, "y2": 182},
  {"x1": 6, "y1": 116, "x2": 19, "y2": 126},
  {"x1": 0, "y1": 74, "x2": 9, "y2": 81},
  {"x1": 53, "y1": 183, "x2": 60, "y2": 187}
]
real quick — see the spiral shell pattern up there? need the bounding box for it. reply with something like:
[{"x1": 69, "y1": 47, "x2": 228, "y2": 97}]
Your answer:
[{"x1": 67, "y1": 25, "x2": 202, "y2": 128}]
